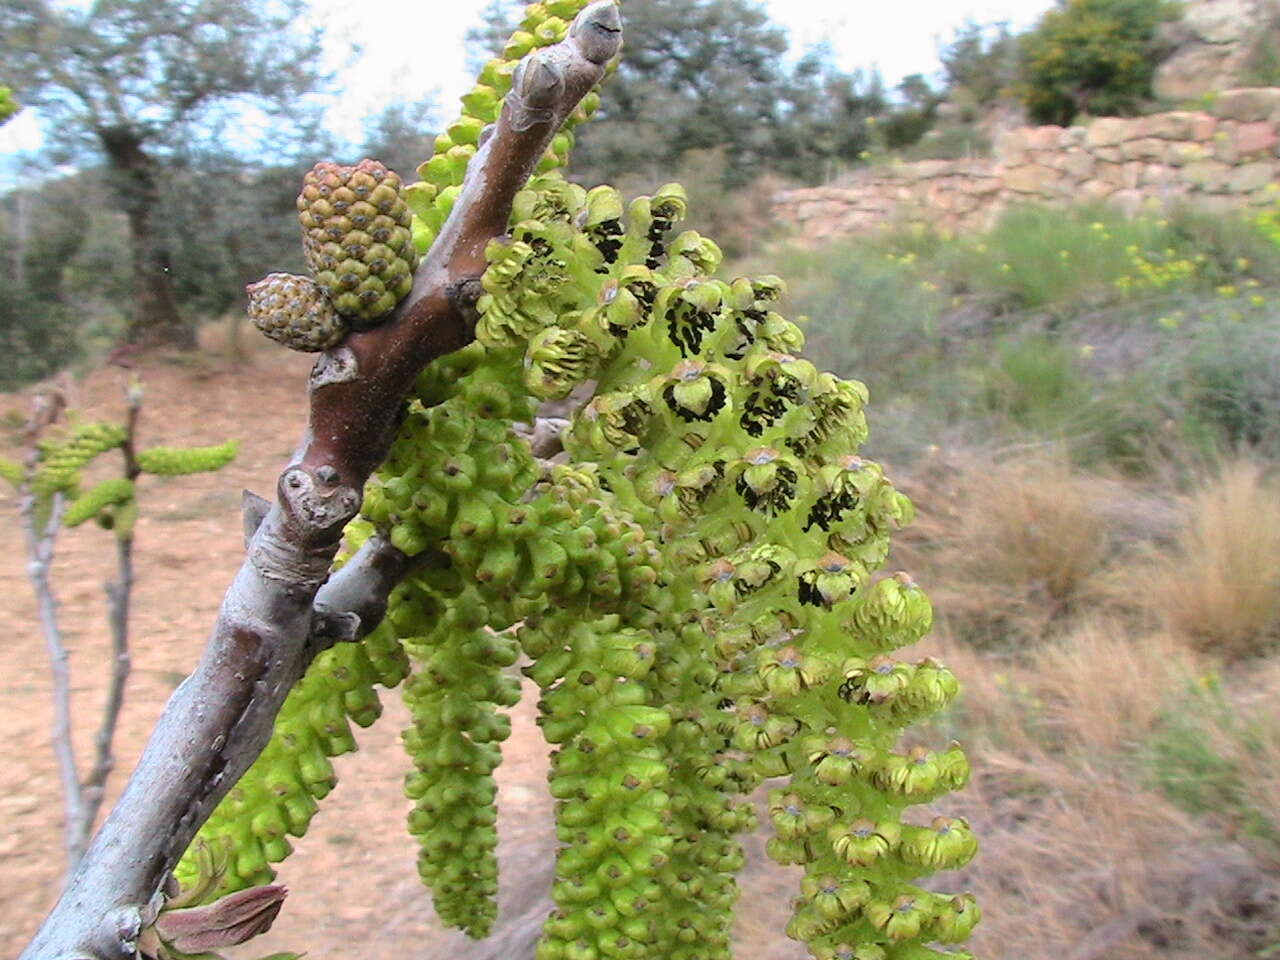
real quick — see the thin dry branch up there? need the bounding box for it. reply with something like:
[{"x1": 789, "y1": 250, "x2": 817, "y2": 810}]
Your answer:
[
  {"x1": 19, "y1": 7, "x2": 620, "y2": 958},
  {"x1": 16, "y1": 387, "x2": 86, "y2": 870},
  {"x1": 79, "y1": 387, "x2": 144, "y2": 861}
]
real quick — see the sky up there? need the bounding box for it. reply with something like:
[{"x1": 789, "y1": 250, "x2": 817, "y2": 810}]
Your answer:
[{"x1": 0, "y1": 0, "x2": 1055, "y2": 177}]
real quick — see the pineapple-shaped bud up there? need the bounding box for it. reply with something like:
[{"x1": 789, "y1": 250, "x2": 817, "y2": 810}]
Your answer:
[
  {"x1": 247, "y1": 273, "x2": 348, "y2": 352},
  {"x1": 297, "y1": 159, "x2": 418, "y2": 325},
  {"x1": 828, "y1": 818, "x2": 901, "y2": 867}
]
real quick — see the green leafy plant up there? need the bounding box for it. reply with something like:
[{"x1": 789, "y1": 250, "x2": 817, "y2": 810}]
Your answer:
[
  {"x1": 19, "y1": 5, "x2": 978, "y2": 959},
  {"x1": 1017, "y1": 0, "x2": 1182, "y2": 125},
  {"x1": 4, "y1": 383, "x2": 237, "y2": 870},
  {"x1": 172, "y1": 4, "x2": 979, "y2": 959}
]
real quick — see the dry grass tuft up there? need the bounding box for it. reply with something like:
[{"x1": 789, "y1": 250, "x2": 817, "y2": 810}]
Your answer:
[
  {"x1": 916, "y1": 628, "x2": 1280, "y2": 960},
  {"x1": 898, "y1": 451, "x2": 1116, "y2": 647},
  {"x1": 1134, "y1": 460, "x2": 1280, "y2": 659},
  {"x1": 1028, "y1": 624, "x2": 1199, "y2": 756}
]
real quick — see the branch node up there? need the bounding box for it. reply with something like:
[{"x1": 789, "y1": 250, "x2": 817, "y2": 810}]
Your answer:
[
  {"x1": 240, "y1": 491, "x2": 271, "y2": 549},
  {"x1": 310, "y1": 610, "x2": 361, "y2": 653},
  {"x1": 309, "y1": 346, "x2": 359, "y2": 390},
  {"x1": 446, "y1": 277, "x2": 485, "y2": 340}
]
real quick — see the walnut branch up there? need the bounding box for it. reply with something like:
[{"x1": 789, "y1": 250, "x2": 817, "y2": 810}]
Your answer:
[
  {"x1": 78, "y1": 384, "x2": 144, "y2": 862},
  {"x1": 19, "y1": 8, "x2": 620, "y2": 959}
]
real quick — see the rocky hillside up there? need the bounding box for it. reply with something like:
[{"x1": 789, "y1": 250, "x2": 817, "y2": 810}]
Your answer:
[{"x1": 1156, "y1": 0, "x2": 1280, "y2": 99}]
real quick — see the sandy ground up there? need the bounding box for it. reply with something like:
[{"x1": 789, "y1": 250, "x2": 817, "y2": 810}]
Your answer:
[{"x1": 0, "y1": 343, "x2": 803, "y2": 959}]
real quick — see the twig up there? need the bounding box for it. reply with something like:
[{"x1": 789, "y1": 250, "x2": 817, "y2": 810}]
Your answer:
[
  {"x1": 79, "y1": 384, "x2": 143, "y2": 861},
  {"x1": 20, "y1": 8, "x2": 621, "y2": 958},
  {"x1": 17, "y1": 387, "x2": 88, "y2": 873},
  {"x1": 21, "y1": 487, "x2": 80, "y2": 869}
]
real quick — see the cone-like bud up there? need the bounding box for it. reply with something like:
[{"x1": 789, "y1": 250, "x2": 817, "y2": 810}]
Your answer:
[
  {"x1": 248, "y1": 272, "x2": 348, "y2": 352},
  {"x1": 297, "y1": 160, "x2": 417, "y2": 324}
]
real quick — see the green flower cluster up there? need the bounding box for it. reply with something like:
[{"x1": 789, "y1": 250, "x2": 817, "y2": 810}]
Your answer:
[
  {"x1": 3, "y1": 422, "x2": 237, "y2": 537},
  {"x1": 465, "y1": 167, "x2": 978, "y2": 959},
  {"x1": 184, "y1": 4, "x2": 979, "y2": 957},
  {"x1": 177, "y1": 613, "x2": 408, "y2": 898},
  {"x1": 404, "y1": 0, "x2": 602, "y2": 257}
]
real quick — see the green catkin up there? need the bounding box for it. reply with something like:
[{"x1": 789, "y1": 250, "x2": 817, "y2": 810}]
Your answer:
[
  {"x1": 63, "y1": 477, "x2": 134, "y2": 527},
  {"x1": 0, "y1": 456, "x2": 22, "y2": 488},
  {"x1": 177, "y1": 630, "x2": 409, "y2": 897},
  {"x1": 181, "y1": 4, "x2": 978, "y2": 957},
  {"x1": 136, "y1": 440, "x2": 239, "y2": 476},
  {"x1": 31, "y1": 421, "x2": 127, "y2": 498}
]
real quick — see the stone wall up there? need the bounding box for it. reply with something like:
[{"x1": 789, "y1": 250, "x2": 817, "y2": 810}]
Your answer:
[{"x1": 775, "y1": 89, "x2": 1280, "y2": 242}]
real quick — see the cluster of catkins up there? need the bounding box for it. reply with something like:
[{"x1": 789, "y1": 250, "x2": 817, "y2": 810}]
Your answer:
[
  {"x1": 1, "y1": 421, "x2": 238, "y2": 534},
  {"x1": 180, "y1": 2, "x2": 979, "y2": 958}
]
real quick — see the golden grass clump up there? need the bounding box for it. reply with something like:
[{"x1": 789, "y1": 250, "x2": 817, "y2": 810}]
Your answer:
[
  {"x1": 1136, "y1": 460, "x2": 1280, "y2": 659},
  {"x1": 898, "y1": 451, "x2": 1115, "y2": 647}
]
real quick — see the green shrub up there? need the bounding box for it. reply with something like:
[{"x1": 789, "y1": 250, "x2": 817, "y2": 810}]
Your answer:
[
  {"x1": 1177, "y1": 318, "x2": 1280, "y2": 457},
  {"x1": 1147, "y1": 676, "x2": 1280, "y2": 859},
  {"x1": 1017, "y1": 0, "x2": 1182, "y2": 125}
]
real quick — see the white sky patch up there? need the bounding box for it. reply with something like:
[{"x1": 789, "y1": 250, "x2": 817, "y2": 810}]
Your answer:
[{"x1": 0, "y1": 0, "x2": 1054, "y2": 180}]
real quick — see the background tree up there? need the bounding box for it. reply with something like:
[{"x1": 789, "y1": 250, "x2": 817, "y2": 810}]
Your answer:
[
  {"x1": 1017, "y1": 0, "x2": 1182, "y2": 125},
  {"x1": 940, "y1": 19, "x2": 1021, "y2": 114},
  {"x1": 361, "y1": 96, "x2": 441, "y2": 185},
  {"x1": 468, "y1": 0, "x2": 900, "y2": 188},
  {"x1": 0, "y1": 0, "x2": 329, "y2": 350}
]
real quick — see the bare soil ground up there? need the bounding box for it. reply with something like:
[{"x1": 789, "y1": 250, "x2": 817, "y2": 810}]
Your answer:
[{"x1": 0, "y1": 340, "x2": 802, "y2": 959}]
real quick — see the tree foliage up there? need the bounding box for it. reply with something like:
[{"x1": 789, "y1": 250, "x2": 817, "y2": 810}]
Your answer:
[
  {"x1": 0, "y1": 84, "x2": 18, "y2": 124},
  {"x1": 469, "y1": 0, "x2": 899, "y2": 187},
  {"x1": 940, "y1": 20, "x2": 1020, "y2": 112},
  {"x1": 1017, "y1": 0, "x2": 1182, "y2": 125},
  {"x1": 0, "y1": 0, "x2": 329, "y2": 348}
]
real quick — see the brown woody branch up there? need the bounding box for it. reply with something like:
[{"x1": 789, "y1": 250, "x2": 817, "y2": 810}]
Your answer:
[{"x1": 19, "y1": 7, "x2": 620, "y2": 959}]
